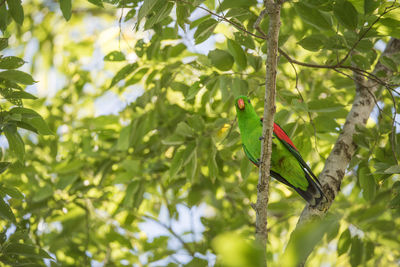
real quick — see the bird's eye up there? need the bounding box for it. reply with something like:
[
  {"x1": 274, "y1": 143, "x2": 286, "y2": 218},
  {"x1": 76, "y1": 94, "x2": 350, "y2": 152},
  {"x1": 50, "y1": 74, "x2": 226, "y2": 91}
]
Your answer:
[{"x1": 248, "y1": 100, "x2": 250, "y2": 103}]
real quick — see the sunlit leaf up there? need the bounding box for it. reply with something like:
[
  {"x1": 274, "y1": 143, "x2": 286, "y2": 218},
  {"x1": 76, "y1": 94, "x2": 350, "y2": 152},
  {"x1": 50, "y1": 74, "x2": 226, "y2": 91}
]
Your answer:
[
  {"x1": 0, "y1": 70, "x2": 35, "y2": 85},
  {"x1": 3, "y1": 243, "x2": 52, "y2": 259},
  {"x1": 6, "y1": 0, "x2": 24, "y2": 25},
  {"x1": 104, "y1": 51, "x2": 126, "y2": 61},
  {"x1": 337, "y1": 229, "x2": 351, "y2": 256},
  {"x1": 358, "y1": 164, "x2": 376, "y2": 201},
  {"x1": 0, "y1": 198, "x2": 16, "y2": 223},
  {"x1": 208, "y1": 49, "x2": 234, "y2": 71},
  {"x1": 4, "y1": 124, "x2": 25, "y2": 161},
  {"x1": 364, "y1": 0, "x2": 380, "y2": 14},
  {"x1": 0, "y1": 38, "x2": 8, "y2": 51},
  {"x1": 10, "y1": 107, "x2": 53, "y2": 135},
  {"x1": 334, "y1": 0, "x2": 358, "y2": 30},
  {"x1": 60, "y1": 0, "x2": 72, "y2": 21},
  {"x1": 294, "y1": 2, "x2": 332, "y2": 31},
  {"x1": 0, "y1": 56, "x2": 25, "y2": 69},
  {"x1": 350, "y1": 237, "x2": 364, "y2": 267},
  {"x1": 298, "y1": 35, "x2": 324, "y2": 51},
  {"x1": 227, "y1": 39, "x2": 247, "y2": 70},
  {"x1": 194, "y1": 18, "x2": 218, "y2": 44},
  {"x1": 0, "y1": 185, "x2": 24, "y2": 199}
]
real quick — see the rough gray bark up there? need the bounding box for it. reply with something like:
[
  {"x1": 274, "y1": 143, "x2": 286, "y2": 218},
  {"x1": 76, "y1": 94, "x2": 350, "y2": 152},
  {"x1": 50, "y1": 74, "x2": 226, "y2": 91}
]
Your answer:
[
  {"x1": 294, "y1": 38, "x2": 400, "y2": 263},
  {"x1": 255, "y1": 0, "x2": 282, "y2": 263}
]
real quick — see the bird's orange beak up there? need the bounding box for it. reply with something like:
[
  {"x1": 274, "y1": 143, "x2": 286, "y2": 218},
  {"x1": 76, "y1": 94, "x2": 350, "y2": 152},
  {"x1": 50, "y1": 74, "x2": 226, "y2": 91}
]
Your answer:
[{"x1": 237, "y1": 98, "x2": 245, "y2": 110}]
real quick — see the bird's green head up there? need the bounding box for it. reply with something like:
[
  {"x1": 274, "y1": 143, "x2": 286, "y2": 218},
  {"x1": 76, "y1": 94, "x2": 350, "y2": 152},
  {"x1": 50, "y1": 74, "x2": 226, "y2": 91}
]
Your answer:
[{"x1": 235, "y1": 95, "x2": 253, "y2": 112}]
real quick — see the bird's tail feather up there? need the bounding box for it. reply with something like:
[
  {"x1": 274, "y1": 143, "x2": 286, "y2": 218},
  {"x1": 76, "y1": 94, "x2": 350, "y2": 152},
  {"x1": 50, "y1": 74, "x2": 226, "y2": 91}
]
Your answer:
[
  {"x1": 297, "y1": 170, "x2": 326, "y2": 207},
  {"x1": 271, "y1": 170, "x2": 326, "y2": 207}
]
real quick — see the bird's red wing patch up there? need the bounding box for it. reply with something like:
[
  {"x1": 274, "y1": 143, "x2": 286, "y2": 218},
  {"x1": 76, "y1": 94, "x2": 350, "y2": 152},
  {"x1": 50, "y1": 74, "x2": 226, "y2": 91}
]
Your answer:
[{"x1": 273, "y1": 123, "x2": 298, "y2": 150}]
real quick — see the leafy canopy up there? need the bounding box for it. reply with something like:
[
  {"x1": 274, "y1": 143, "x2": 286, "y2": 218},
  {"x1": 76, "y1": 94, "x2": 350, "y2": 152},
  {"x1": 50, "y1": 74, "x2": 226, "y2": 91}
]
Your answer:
[{"x1": 0, "y1": 0, "x2": 399, "y2": 266}]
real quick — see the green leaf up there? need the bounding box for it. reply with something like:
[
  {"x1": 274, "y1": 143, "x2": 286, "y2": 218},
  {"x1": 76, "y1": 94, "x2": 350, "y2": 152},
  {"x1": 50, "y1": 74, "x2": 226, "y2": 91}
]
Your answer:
[
  {"x1": 124, "y1": 8, "x2": 136, "y2": 22},
  {"x1": 350, "y1": 237, "x2": 364, "y2": 267},
  {"x1": 185, "y1": 149, "x2": 197, "y2": 182},
  {"x1": 185, "y1": 81, "x2": 201, "y2": 101},
  {"x1": 186, "y1": 258, "x2": 210, "y2": 267},
  {"x1": 144, "y1": 2, "x2": 173, "y2": 30},
  {"x1": 337, "y1": 229, "x2": 351, "y2": 256},
  {"x1": 0, "y1": 38, "x2": 8, "y2": 51},
  {"x1": 3, "y1": 243, "x2": 52, "y2": 259},
  {"x1": 227, "y1": 39, "x2": 247, "y2": 70},
  {"x1": 294, "y1": 2, "x2": 332, "y2": 31},
  {"x1": 4, "y1": 124, "x2": 25, "y2": 161},
  {"x1": 6, "y1": 0, "x2": 24, "y2": 25},
  {"x1": 234, "y1": 32, "x2": 255, "y2": 49},
  {"x1": 104, "y1": 51, "x2": 126, "y2": 61},
  {"x1": 380, "y1": 56, "x2": 398, "y2": 72},
  {"x1": 170, "y1": 148, "x2": 184, "y2": 178},
  {"x1": 208, "y1": 146, "x2": 218, "y2": 182},
  {"x1": 248, "y1": 54, "x2": 262, "y2": 72},
  {"x1": 358, "y1": 164, "x2": 376, "y2": 201},
  {"x1": 0, "y1": 197, "x2": 16, "y2": 223},
  {"x1": 177, "y1": 3, "x2": 190, "y2": 29},
  {"x1": 283, "y1": 216, "x2": 339, "y2": 266},
  {"x1": 8, "y1": 90, "x2": 37, "y2": 99},
  {"x1": 0, "y1": 56, "x2": 25, "y2": 69},
  {"x1": 240, "y1": 158, "x2": 252, "y2": 180},
  {"x1": 298, "y1": 35, "x2": 324, "y2": 51},
  {"x1": 0, "y1": 162, "x2": 10, "y2": 174},
  {"x1": 10, "y1": 107, "x2": 53, "y2": 135},
  {"x1": 32, "y1": 184, "x2": 53, "y2": 202},
  {"x1": 0, "y1": 4, "x2": 8, "y2": 32},
  {"x1": 117, "y1": 125, "x2": 131, "y2": 151},
  {"x1": 54, "y1": 159, "x2": 84, "y2": 174},
  {"x1": 0, "y1": 186, "x2": 24, "y2": 199},
  {"x1": 0, "y1": 70, "x2": 35, "y2": 85},
  {"x1": 176, "y1": 122, "x2": 194, "y2": 137},
  {"x1": 212, "y1": 232, "x2": 264, "y2": 267},
  {"x1": 334, "y1": 0, "x2": 358, "y2": 30},
  {"x1": 384, "y1": 165, "x2": 400, "y2": 174},
  {"x1": 390, "y1": 193, "x2": 400, "y2": 209},
  {"x1": 88, "y1": 0, "x2": 103, "y2": 7},
  {"x1": 0, "y1": 185, "x2": 24, "y2": 199},
  {"x1": 125, "y1": 68, "x2": 149, "y2": 86},
  {"x1": 109, "y1": 63, "x2": 137, "y2": 89},
  {"x1": 60, "y1": 0, "x2": 72, "y2": 21},
  {"x1": 364, "y1": 241, "x2": 375, "y2": 262},
  {"x1": 194, "y1": 19, "x2": 218, "y2": 44},
  {"x1": 364, "y1": 0, "x2": 379, "y2": 14},
  {"x1": 218, "y1": 0, "x2": 257, "y2": 11},
  {"x1": 308, "y1": 99, "x2": 345, "y2": 113},
  {"x1": 123, "y1": 180, "x2": 142, "y2": 208},
  {"x1": 352, "y1": 54, "x2": 370, "y2": 70},
  {"x1": 162, "y1": 134, "x2": 185, "y2": 146},
  {"x1": 137, "y1": 0, "x2": 160, "y2": 24},
  {"x1": 208, "y1": 49, "x2": 234, "y2": 71},
  {"x1": 56, "y1": 174, "x2": 79, "y2": 190}
]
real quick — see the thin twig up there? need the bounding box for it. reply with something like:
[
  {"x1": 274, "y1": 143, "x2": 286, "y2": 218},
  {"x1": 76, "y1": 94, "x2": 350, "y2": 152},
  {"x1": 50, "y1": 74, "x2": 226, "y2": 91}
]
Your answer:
[
  {"x1": 173, "y1": 0, "x2": 398, "y2": 92},
  {"x1": 338, "y1": 2, "x2": 398, "y2": 66},
  {"x1": 254, "y1": 9, "x2": 268, "y2": 37},
  {"x1": 333, "y1": 68, "x2": 400, "y2": 127},
  {"x1": 287, "y1": 60, "x2": 323, "y2": 159},
  {"x1": 256, "y1": 1, "x2": 282, "y2": 264},
  {"x1": 173, "y1": 0, "x2": 267, "y2": 40}
]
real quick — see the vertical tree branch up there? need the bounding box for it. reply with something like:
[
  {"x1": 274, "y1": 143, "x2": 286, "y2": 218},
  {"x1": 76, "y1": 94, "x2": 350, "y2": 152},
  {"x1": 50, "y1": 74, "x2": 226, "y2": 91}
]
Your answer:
[
  {"x1": 255, "y1": 0, "x2": 282, "y2": 263},
  {"x1": 291, "y1": 38, "x2": 400, "y2": 265}
]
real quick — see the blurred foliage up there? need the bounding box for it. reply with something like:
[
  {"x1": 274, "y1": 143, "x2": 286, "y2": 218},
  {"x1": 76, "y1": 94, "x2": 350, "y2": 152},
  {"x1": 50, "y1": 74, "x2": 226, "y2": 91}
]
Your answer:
[{"x1": 0, "y1": 0, "x2": 399, "y2": 266}]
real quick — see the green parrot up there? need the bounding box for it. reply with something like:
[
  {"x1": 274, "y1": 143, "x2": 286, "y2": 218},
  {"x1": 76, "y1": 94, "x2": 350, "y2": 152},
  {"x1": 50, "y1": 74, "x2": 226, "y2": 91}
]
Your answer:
[{"x1": 235, "y1": 95, "x2": 325, "y2": 206}]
